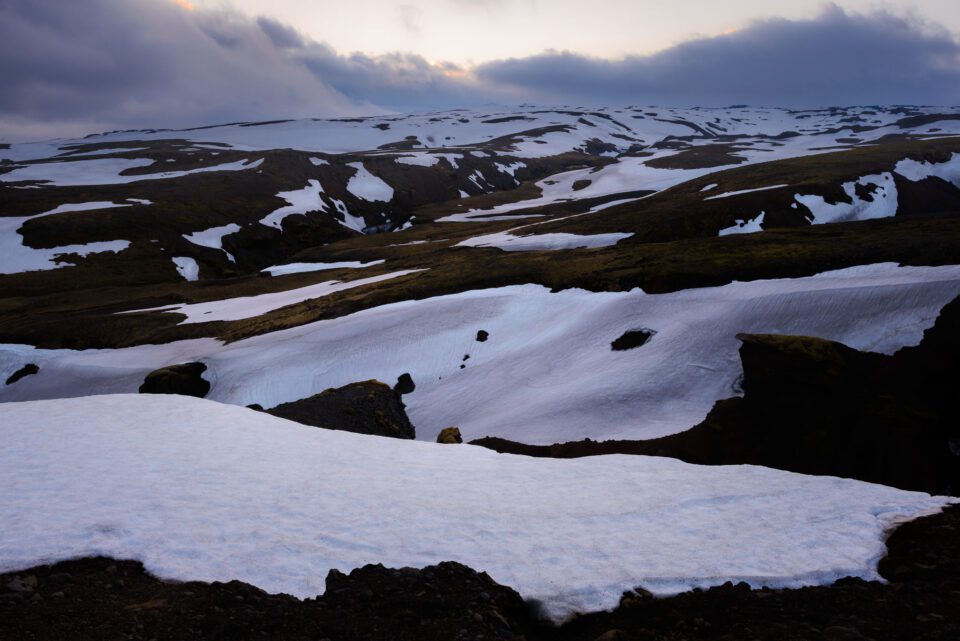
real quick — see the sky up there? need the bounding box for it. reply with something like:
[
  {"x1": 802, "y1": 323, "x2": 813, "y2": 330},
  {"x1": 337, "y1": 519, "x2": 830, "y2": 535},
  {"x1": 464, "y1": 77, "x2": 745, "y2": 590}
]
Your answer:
[
  {"x1": 1, "y1": 0, "x2": 960, "y2": 141},
  {"x1": 189, "y1": 0, "x2": 960, "y2": 64}
]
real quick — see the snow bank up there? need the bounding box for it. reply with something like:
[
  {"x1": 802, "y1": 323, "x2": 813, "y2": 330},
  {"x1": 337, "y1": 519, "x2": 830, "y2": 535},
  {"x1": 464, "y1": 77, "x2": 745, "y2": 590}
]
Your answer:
[
  {"x1": 457, "y1": 231, "x2": 633, "y2": 251},
  {"x1": 0, "y1": 158, "x2": 262, "y2": 186},
  {"x1": 3, "y1": 264, "x2": 959, "y2": 444},
  {"x1": 127, "y1": 270, "x2": 425, "y2": 324},
  {"x1": 262, "y1": 260, "x2": 386, "y2": 276},
  {"x1": 0, "y1": 394, "x2": 952, "y2": 622},
  {"x1": 705, "y1": 184, "x2": 789, "y2": 200}
]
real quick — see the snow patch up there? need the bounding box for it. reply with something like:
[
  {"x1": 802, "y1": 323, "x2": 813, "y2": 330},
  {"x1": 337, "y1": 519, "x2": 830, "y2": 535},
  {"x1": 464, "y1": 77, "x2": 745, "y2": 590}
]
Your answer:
[
  {"x1": 127, "y1": 270, "x2": 425, "y2": 324},
  {"x1": 719, "y1": 212, "x2": 766, "y2": 236},
  {"x1": 795, "y1": 173, "x2": 897, "y2": 225},
  {"x1": 259, "y1": 180, "x2": 327, "y2": 230},
  {"x1": 458, "y1": 231, "x2": 633, "y2": 251},
  {"x1": 172, "y1": 257, "x2": 200, "y2": 282},
  {"x1": 346, "y1": 163, "x2": 394, "y2": 202},
  {"x1": 262, "y1": 260, "x2": 386, "y2": 276},
  {"x1": 183, "y1": 224, "x2": 241, "y2": 262},
  {"x1": 705, "y1": 184, "x2": 789, "y2": 200}
]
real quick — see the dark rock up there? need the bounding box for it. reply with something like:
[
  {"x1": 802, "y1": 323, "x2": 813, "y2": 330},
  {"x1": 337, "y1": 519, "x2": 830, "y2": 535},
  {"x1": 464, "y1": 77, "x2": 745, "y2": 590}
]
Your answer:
[
  {"x1": 265, "y1": 380, "x2": 416, "y2": 439},
  {"x1": 611, "y1": 329, "x2": 655, "y2": 351},
  {"x1": 394, "y1": 373, "x2": 416, "y2": 395},
  {"x1": 138, "y1": 362, "x2": 210, "y2": 398},
  {"x1": 5, "y1": 364, "x2": 38, "y2": 386},
  {"x1": 572, "y1": 179, "x2": 592, "y2": 191},
  {"x1": 437, "y1": 427, "x2": 463, "y2": 444},
  {"x1": 246, "y1": 403, "x2": 263, "y2": 411},
  {"x1": 476, "y1": 330, "x2": 489, "y2": 342}
]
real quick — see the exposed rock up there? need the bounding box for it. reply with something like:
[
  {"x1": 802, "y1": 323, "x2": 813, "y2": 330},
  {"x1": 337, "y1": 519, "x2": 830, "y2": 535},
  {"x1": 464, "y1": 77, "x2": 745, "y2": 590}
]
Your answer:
[
  {"x1": 138, "y1": 362, "x2": 210, "y2": 398},
  {"x1": 475, "y1": 296, "x2": 960, "y2": 496},
  {"x1": 437, "y1": 427, "x2": 463, "y2": 444},
  {"x1": 266, "y1": 380, "x2": 415, "y2": 439},
  {"x1": 5, "y1": 364, "x2": 39, "y2": 386},
  {"x1": 572, "y1": 179, "x2": 592, "y2": 191},
  {"x1": 476, "y1": 330, "x2": 489, "y2": 342},
  {"x1": 394, "y1": 373, "x2": 416, "y2": 395},
  {"x1": 610, "y1": 329, "x2": 655, "y2": 351}
]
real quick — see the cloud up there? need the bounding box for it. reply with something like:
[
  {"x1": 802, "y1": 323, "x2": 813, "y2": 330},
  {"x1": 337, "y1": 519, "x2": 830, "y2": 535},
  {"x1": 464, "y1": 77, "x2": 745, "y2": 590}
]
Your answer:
[
  {"x1": 0, "y1": 1, "x2": 958, "y2": 142},
  {"x1": 474, "y1": 4, "x2": 960, "y2": 106},
  {"x1": 0, "y1": 0, "x2": 359, "y2": 140},
  {"x1": 398, "y1": 4, "x2": 422, "y2": 35}
]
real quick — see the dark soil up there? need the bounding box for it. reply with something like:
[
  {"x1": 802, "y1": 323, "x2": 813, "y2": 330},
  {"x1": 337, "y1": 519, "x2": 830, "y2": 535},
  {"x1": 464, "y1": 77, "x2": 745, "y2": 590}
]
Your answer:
[
  {"x1": 1, "y1": 505, "x2": 957, "y2": 640},
  {"x1": 473, "y1": 295, "x2": 960, "y2": 496},
  {"x1": 264, "y1": 380, "x2": 416, "y2": 439}
]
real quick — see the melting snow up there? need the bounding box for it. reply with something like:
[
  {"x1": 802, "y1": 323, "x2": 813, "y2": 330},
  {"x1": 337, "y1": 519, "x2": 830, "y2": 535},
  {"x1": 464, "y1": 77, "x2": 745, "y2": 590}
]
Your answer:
[
  {"x1": 719, "y1": 212, "x2": 766, "y2": 236},
  {"x1": 894, "y1": 152, "x2": 960, "y2": 187},
  {"x1": 0, "y1": 394, "x2": 953, "y2": 622},
  {"x1": 262, "y1": 260, "x2": 386, "y2": 276},
  {"x1": 795, "y1": 174, "x2": 897, "y2": 225},
  {"x1": 172, "y1": 257, "x2": 200, "y2": 282},
  {"x1": 3, "y1": 264, "x2": 958, "y2": 444},
  {"x1": 0, "y1": 158, "x2": 263, "y2": 186},
  {"x1": 458, "y1": 231, "x2": 633, "y2": 251},
  {"x1": 259, "y1": 180, "x2": 327, "y2": 229},
  {"x1": 183, "y1": 223, "x2": 241, "y2": 262},
  {"x1": 126, "y1": 270, "x2": 425, "y2": 324},
  {"x1": 346, "y1": 163, "x2": 394, "y2": 202},
  {"x1": 705, "y1": 185, "x2": 789, "y2": 200}
]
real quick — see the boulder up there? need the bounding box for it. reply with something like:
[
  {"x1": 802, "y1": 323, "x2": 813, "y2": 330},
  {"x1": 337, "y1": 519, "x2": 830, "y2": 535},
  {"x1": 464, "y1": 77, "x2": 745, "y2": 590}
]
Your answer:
[
  {"x1": 5, "y1": 363, "x2": 39, "y2": 386},
  {"x1": 437, "y1": 427, "x2": 463, "y2": 444},
  {"x1": 393, "y1": 372, "x2": 416, "y2": 395},
  {"x1": 266, "y1": 380, "x2": 415, "y2": 439},
  {"x1": 138, "y1": 362, "x2": 210, "y2": 398}
]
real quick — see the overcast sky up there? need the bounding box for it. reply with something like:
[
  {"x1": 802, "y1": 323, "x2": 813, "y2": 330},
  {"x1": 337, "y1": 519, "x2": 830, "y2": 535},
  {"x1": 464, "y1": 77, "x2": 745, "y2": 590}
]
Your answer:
[{"x1": 1, "y1": 0, "x2": 959, "y2": 141}]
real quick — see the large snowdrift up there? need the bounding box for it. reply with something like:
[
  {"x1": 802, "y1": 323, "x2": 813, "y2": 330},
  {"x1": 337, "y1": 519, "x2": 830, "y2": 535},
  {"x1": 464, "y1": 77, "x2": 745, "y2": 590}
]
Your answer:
[{"x1": 0, "y1": 394, "x2": 953, "y2": 621}]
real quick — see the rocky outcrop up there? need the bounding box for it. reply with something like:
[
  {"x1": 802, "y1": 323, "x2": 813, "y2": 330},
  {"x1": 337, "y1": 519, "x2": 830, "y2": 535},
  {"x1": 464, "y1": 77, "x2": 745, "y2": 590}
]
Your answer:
[
  {"x1": 436, "y1": 427, "x2": 463, "y2": 444},
  {"x1": 265, "y1": 380, "x2": 415, "y2": 439},
  {"x1": 610, "y1": 329, "x2": 655, "y2": 351},
  {"x1": 5, "y1": 364, "x2": 38, "y2": 385},
  {"x1": 475, "y1": 296, "x2": 960, "y2": 496},
  {"x1": 138, "y1": 362, "x2": 210, "y2": 398}
]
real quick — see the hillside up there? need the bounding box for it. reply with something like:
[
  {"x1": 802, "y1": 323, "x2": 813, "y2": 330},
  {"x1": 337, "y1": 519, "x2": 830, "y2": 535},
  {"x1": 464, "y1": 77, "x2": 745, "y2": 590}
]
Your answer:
[{"x1": 2, "y1": 105, "x2": 960, "y2": 636}]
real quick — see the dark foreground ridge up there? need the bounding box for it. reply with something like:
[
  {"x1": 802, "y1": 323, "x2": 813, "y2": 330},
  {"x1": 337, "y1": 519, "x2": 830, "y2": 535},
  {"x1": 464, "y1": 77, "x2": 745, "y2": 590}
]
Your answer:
[
  {"x1": 1, "y1": 505, "x2": 957, "y2": 640},
  {"x1": 474, "y1": 295, "x2": 960, "y2": 496}
]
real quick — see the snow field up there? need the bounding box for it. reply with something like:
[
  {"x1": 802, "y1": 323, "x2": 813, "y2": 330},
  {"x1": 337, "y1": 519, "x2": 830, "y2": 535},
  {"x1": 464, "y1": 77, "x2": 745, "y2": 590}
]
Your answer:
[
  {"x1": 2, "y1": 264, "x2": 958, "y2": 444},
  {"x1": 0, "y1": 394, "x2": 953, "y2": 622}
]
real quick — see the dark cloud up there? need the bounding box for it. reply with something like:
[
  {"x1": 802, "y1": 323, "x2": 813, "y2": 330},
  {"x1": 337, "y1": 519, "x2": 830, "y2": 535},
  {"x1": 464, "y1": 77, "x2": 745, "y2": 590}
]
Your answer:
[
  {"x1": 0, "y1": 1, "x2": 957, "y2": 141},
  {"x1": 0, "y1": 0, "x2": 357, "y2": 140},
  {"x1": 475, "y1": 5, "x2": 960, "y2": 106}
]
